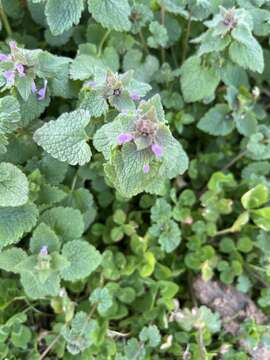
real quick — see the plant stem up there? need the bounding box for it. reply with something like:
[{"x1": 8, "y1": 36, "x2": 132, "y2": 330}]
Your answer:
[
  {"x1": 160, "y1": 4, "x2": 166, "y2": 63},
  {"x1": 215, "y1": 227, "x2": 233, "y2": 236},
  {"x1": 181, "y1": 10, "x2": 192, "y2": 64},
  {"x1": 196, "y1": 329, "x2": 207, "y2": 360},
  {"x1": 222, "y1": 150, "x2": 247, "y2": 171},
  {"x1": 39, "y1": 333, "x2": 61, "y2": 360},
  {"x1": 139, "y1": 30, "x2": 149, "y2": 54},
  {"x1": 98, "y1": 29, "x2": 111, "y2": 57},
  {"x1": 0, "y1": 0, "x2": 12, "y2": 37}
]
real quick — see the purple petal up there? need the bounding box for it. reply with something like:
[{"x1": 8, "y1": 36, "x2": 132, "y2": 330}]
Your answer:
[
  {"x1": 0, "y1": 54, "x2": 11, "y2": 62},
  {"x1": 143, "y1": 164, "x2": 150, "y2": 173},
  {"x1": 151, "y1": 143, "x2": 163, "y2": 158},
  {"x1": 3, "y1": 70, "x2": 15, "y2": 86},
  {"x1": 131, "y1": 93, "x2": 140, "y2": 101},
  {"x1": 39, "y1": 245, "x2": 48, "y2": 256},
  {"x1": 31, "y1": 80, "x2": 37, "y2": 93},
  {"x1": 15, "y1": 63, "x2": 25, "y2": 77},
  {"x1": 118, "y1": 133, "x2": 133, "y2": 144},
  {"x1": 38, "y1": 79, "x2": 48, "y2": 100},
  {"x1": 85, "y1": 81, "x2": 97, "y2": 87}
]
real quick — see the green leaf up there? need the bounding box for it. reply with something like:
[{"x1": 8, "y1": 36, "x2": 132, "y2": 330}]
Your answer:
[
  {"x1": 0, "y1": 203, "x2": 38, "y2": 249},
  {"x1": 229, "y1": 27, "x2": 264, "y2": 73},
  {"x1": 180, "y1": 56, "x2": 220, "y2": 103},
  {"x1": 15, "y1": 75, "x2": 33, "y2": 101},
  {"x1": 61, "y1": 240, "x2": 102, "y2": 281},
  {"x1": 61, "y1": 188, "x2": 96, "y2": 230},
  {"x1": 70, "y1": 55, "x2": 96, "y2": 81},
  {"x1": 0, "y1": 163, "x2": 29, "y2": 207},
  {"x1": 159, "y1": 220, "x2": 181, "y2": 253},
  {"x1": 30, "y1": 223, "x2": 60, "y2": 254},
  {"x1": 33, "y1": 109, "x2": 91, "y2": 166},
  {"x1": 139, "y1": 325, "x2": 161, "y2": 347},
  {"x1": 0, "y1": 96, "x2": 21, "y2": 134},
  {"x1": 20, "y1": 271, "x2": 60, "y2": 299},
  {"x1": 61, "y1": 311, "x2": 98, "y2": 355},
  {"x1": 151, "y1": 198, "x2": 171, "y2": 223},
  {"x1": 241, "y1": 184, "x2": 269, "y2": 210},
  {"x1": 89, "y1": 287, "x2": 113, "y2": 315},
  {"x1": 79, "y1": 90, "x2": 109, "y2": 118},
  {"x1": 231, "y1": 211, "x2": 250, "y2": 232},
  {"x1": 88, "y1": 0, "x2": 131, "y2": 32},
  {"x1": 0, "y1": 248, "x2": 27, "y2": 273},
  {"x1": 208, "y1": 172, "x2": 236, "y2": 193},
  {"x1": 147, "y1": 21, "x2": 168, "y2": 49},
  {"x1": 252, "y1": 207, "x2": 270, "y2": 231},
  {"x1": 40, "y1": 207, "x2": 84, "y2": 242},
  {"x1": 45, "y1": 0, "x2": 84, "y2": 35},
  {"x1": 197, "y1": 104, "x2": 234, "y2": 136}
]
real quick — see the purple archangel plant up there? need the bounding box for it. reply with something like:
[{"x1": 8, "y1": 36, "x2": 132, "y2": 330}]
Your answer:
[{"x1": 93, "y1": 94, "x2": 188, "y2": 197}]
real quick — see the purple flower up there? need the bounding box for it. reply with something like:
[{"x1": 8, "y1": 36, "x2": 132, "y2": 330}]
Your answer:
[
  {"x1": 37, "y1": 79, "x2": 48, "y2": 100},
  {"x1": 39, "y1": 245, "x2": 48, "y2": 256},
  {"x1": 3, "y1": 70, "x2": 15, "y2": 86},
  {"x1": 9, "y1": 40, "x2": 17, "y2": 49},
  {"x1": 85, "y1": 81, "x2": 97, "y2": 87},
  {"x1": 118, "y1": 133, "x2": 133, "y2": 144},
  {"x1": 151, "y1": 143, "x2": 163, "y2": 158},
  {"x1": 15, "y1": 63, "x2": 25, "y2": 77},
  {"x1": 131, "y1": 93, "x2": 140, "y2": 101},
  {"x1": 31, "y1": 80, "x2": 37, "y2": 93},
  {"x1": 143, "y1": 164, "x2": 150, "y2": 173},
  {"x1": 0, "y1": 54, "x2": 11, "y2": 62}
]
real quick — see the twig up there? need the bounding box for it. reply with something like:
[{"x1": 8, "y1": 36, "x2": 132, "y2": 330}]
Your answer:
[
  {"x1": 221, "y1": 150, "x2": 247, "y2": 171},
  {"x1": 181, "y1": 10, "x2": 192, "y2": 64},
  {"x1": 39, "y1": 333, "x2": 61, "y2": 360},
  {"x1": 0, "y1": 0, "x2": 12, "y2": 36}
]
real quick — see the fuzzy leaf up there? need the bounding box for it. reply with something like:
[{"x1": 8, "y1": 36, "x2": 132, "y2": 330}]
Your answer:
[
  {"x1": 20, "y1": 271, "x2": 60, "y2": 299},
  {"x1": 33, "y1": 109, "x2": 91, "y2": 166},
  {"x1": 0, "y1": 203, "x2": 38, "y2": 249},
  {"x1": 0, "y1": 96, "x2": 21, "y2": 134},
  {"x1": 0, "y1": 163, "x2": 29, "y2": 207},
  {"x1": 45, "y1": 0, "x2": 84, "y2": 35},
  {"x1": 40, "y1": 207, "x2": 84, "y2": 242},
  {"x1": 0, "y1": 248, "x2": 27, "y2": 273},
  {"x1": 30, "y1": 223, "x2": 60, "y2": 254},
  {"x1": 197, "y1": 104, "x2": 234, "y2": 136},
  {"x1": 88, "y1": 0, "x2": 131, "y2": 32},
  {"x1": 180, "y1": 56, "x2": 220, "y2": 103},
  {"x1": 61, "y1": 240, "x2": 102, "y2": 281}
]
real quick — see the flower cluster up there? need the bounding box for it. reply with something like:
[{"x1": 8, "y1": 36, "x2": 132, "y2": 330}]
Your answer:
[
  {"x1": 117, "y1": 107, "x2": 163, "y2": 173},
  {"x1": 0, "y1": 41, "x2": 48, "y2": 100}
]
